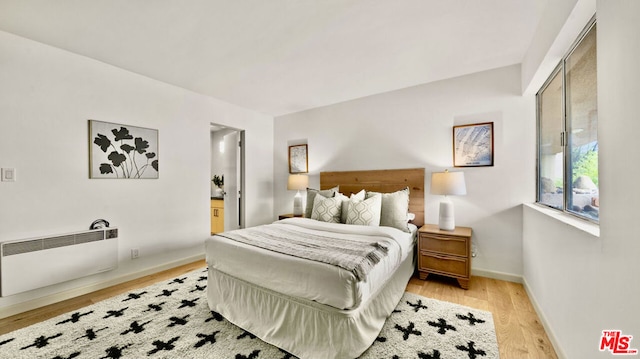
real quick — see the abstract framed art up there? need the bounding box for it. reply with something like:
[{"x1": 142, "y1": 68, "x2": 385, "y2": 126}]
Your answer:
[
  {"x1": 288, "y1": 144, "x2": 308, "y2": 174},
  {"x1": 89, "y1": 120, "x2": 159, "y2": 178},
  {"x1": 453, "y1": 122, "x2": 494, "y2": 167}
]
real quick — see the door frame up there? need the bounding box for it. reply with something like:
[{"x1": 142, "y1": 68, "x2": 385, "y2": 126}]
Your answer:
[{"x1": 210, "y1": 124, "x2": 245, "y2": 230}]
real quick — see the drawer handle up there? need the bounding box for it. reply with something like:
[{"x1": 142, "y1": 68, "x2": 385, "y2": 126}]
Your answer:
[
  {"x1": 428, "y1": 253, "x2": 453, "y2": 260},
  {"x1": 424, "y1": 235, "x2": 462, "y2": 241}
]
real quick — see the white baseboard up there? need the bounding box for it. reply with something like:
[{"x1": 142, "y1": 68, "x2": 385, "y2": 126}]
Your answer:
[
  {"x1": 471, "y1": 268, "x2": 523, "y2": 283},
  {"x1": 522, "y1": 277, "x2": 566, "y2": 359},
  {"x1": 0, "y1": 253, "x2": 205, "y2": 319}
]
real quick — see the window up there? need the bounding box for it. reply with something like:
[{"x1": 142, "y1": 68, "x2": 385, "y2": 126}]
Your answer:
[{"x1": 537, "y1": 19, "x2": 598, "y2": 223}]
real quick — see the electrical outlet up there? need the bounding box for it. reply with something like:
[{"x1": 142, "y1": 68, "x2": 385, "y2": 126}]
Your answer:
[
  {"x1": 131, "y1": 248, "x2": 139, "y2": 259},
  {"x1": 1, "y1": 168, "x2": 16, "y2": 182}
]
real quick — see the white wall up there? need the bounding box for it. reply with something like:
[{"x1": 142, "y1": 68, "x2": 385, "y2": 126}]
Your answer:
[
  {"x1": 522, "y1": 1, "x2": 640, "y2": 358},
  {"x1": 274, "y1": 64, "x2": 535, "y2": 278},
  {"x1": 0, "y1": 30, "x2": 273, "y2": 313}
]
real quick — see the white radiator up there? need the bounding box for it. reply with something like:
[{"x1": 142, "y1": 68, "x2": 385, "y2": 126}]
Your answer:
[{"x1": 0, "y1": 228, "x2": 118, "y2": 297}]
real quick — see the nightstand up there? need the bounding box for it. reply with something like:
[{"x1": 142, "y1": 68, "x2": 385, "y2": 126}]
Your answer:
[
  {"x1": 278, "y1": 213, "x2": 304, "y2": 220},
  {"x1": 417, "y1": 224, "x2": 472, "y2": 289}
]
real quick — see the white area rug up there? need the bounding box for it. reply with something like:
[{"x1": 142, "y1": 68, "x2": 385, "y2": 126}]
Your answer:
[{"x1": 0, "y1": 268, "x2": 499, "y2": 358}]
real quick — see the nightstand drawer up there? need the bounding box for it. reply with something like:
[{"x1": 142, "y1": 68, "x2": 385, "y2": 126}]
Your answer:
[
  {"x1": 419, "y1": 252, "x2": 468, "y2": 277},
  {"x1": 419, "y1": 234, "x2": 468, "y2": 257}
]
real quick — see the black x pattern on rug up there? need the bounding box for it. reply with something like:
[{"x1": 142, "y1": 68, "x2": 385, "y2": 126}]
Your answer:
[{"x1": 0, "y1": 269, "x2": 498, "y2": 359}]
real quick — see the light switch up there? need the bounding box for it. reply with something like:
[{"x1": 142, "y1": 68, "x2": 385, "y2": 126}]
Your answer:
[{"x1": 1, "y1": 168, "x2": 16, "y2": 182}]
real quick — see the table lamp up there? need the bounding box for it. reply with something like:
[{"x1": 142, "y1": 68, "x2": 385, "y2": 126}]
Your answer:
[
  {"x1": 430, "y1": 169, "x2": 466, "y2": 230},
  {"x1": 287, "y1": 174, "x2": 309, "y2": 216}
]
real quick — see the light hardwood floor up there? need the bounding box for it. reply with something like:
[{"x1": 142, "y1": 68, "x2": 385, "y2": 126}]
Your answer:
[{"x1": 0, "y1": 260, "x2": 557, "y2": 358}]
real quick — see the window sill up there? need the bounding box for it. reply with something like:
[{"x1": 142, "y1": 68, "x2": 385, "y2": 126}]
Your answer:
[{"x1": 524, "y1": 203, "x2": 600, "y2": 238}]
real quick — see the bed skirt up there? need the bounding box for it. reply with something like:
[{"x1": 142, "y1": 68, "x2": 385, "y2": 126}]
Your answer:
[{"x1": 206, "y1": 254, "x2": 415, "y2": 359}]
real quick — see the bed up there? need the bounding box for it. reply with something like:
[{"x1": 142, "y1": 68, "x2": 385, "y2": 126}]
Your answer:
[{"x1": 205, "y1": 168, "x2": 425, "y2": 359}]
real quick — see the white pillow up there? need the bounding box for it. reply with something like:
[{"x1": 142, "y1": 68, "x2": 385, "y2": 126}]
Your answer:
[
  {"x1": 305, "y1": 186, "x2": 338, "y2": 218},
  {"x1": 351, "y1": 189, "x2": 366, "y2": 200},
  {"x1": 338, "y1": 190, "x2": 366, "y2": 223},
  {"x1": 346, "y1": 194, "x2": 382, "y2": 226},
  {"x1": 311, "y1": 194, "x2": 342, "y2": 223},
  {"x1": 366, "y1": 187, "x2": 410, "y2": 232}
]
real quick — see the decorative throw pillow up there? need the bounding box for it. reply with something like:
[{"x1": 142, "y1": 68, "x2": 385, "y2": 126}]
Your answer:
[
  {"x1": 305, "y1": 186, "x2": 339, "y2": 218},
  {"x1": 335, "y1": 192, "x2": 349, "y2": 223},
  {"x1": 311, "y1": 194, "x2": 342, "y2": 223},
  {"x1": 346, "y1": 193, "x2": 382, "y2": 226},
  {"x1": 338, "y1": 189, "x2": 366, "y2": 223},
  {"x1": 366, "y1": 187, "x2": 410, "y2": 232}
]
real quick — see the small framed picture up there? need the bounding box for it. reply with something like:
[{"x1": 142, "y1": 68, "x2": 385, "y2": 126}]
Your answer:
[
  {"x1": 89, "y1": 120, "x2": 159, "y2": 178},
  {"x1": 288, "y1": 144, "x2": 308, "y2": 174},
  {"x1": 453, "y1": 122, "x2": 494, "y2": 167}
]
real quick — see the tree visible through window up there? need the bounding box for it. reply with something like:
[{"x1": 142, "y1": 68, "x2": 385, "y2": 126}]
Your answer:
[{"x1": 537, "y1": 19, "x2": 598, "y2": 222}]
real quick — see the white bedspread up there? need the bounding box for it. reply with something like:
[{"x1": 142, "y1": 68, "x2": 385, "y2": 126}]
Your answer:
[{"x1": 205, "y1": 218, "x2": 416, "y2": 310}]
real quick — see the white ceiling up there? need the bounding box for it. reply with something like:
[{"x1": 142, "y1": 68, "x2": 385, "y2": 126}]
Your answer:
[{"x1": 0, "y1": 0, "x2": 547, "y2": 116}]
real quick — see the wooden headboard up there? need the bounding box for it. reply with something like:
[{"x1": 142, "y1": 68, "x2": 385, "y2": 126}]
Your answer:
[{"x1": 320, "y1": 168, "x2": 425, "y2": 228}]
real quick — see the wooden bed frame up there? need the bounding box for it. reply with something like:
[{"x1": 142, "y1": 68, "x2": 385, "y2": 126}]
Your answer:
[{"x1": 320, "y1": 167, "x2": 425, "y2": 227}]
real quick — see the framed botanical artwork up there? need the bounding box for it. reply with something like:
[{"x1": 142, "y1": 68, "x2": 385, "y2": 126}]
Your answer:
[
  {"x1": 288, "y1": 144, "x2": 308, "y2": 174},
  {"x1": 89, "y1": 120, "x2": 159, "y2": 178},
  {"x1": 453, "y1": 122, "x2": 494, "y2": 167}
]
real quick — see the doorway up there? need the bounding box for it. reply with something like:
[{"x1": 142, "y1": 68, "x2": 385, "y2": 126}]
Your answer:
[{"x1": 210, "y1": 124, "x2": 245, "y2": 233}]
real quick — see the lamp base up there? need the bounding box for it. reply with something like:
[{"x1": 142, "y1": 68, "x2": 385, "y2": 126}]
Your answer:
[
  {"x1": 293, "y1": 191, "x2": 303, "y2": 216},
  {"x1": 438, "y1": 200, "x2": 455, "y2": 231}
]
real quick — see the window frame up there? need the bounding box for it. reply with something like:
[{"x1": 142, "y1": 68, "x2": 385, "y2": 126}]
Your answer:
[{"x1": 536, "y1": 16, "x2": 598, "y2": 224}]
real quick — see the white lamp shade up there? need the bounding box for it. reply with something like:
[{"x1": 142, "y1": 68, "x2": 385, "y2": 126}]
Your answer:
[
  {"x1": 287, "y1": 174, "x2": 309, "y2": 191},
  {"x1": 430, "y1": 171, "x2": 466, "y2": 196}
]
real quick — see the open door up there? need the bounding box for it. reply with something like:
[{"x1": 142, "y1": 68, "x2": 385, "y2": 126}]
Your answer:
[
  {"x1": 211, "y1": 125, "x2": 244, "y2": 233},
  {"x1": 223, "y1": 131, "x2": 240, "y2": 231}
]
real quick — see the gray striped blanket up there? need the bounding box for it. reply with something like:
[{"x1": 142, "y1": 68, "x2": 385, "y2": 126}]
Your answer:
[{"x1": 217, "y1": 224, "x2": 394, "y2": 281}]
